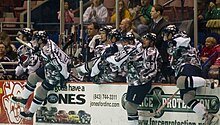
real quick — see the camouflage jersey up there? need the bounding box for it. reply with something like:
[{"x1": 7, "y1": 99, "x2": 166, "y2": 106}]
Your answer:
[
  {"x1": 167, "y1": 35, "x2": 201, "y2": 77},
  {"x1": 16, "y1": 44, "x2": 42, "y2": 76},
  {"x1": 91, "y1": 43, "x2": 137, "y2": 83},
  {"x1": 126, "y1": 46, "x2": 160, "y2": 86},
  {"x1": 41, "y1": 39, "x2": 71, "y2": 79}
]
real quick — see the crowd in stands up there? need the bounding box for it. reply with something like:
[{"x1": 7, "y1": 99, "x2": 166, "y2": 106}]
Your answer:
[
  {"x1": 0, "y1": 0, "x2": 220, "y2": 83},
  {"x1": 0, "y1": 31, "x2": 17, "y2": 79}
]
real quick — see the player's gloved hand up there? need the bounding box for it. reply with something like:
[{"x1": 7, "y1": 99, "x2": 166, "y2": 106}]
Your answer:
[
  {"x1": 140, "y1": 75, "x2": 151, "y2": 83},
  {"x1": 32, "y1": 47, "x2": 40, "y2": 55},
  {"x1": 101, "y1": 52, "x2": 107, "y2": 60}
]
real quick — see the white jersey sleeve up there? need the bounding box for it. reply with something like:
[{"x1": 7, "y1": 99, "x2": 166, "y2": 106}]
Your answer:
[{"x1": 41, "y1": 39, "x2": 71, "y2": 79}]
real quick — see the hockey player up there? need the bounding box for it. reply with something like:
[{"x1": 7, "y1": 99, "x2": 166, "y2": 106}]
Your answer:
[
  {"x1": 101, "y1": 28, "x2": 123, "y2": 59},
  {"x1": 11, "y1": 31, "x2": 71, "y2": 120},
  {"x1": 15, "y1": 31, "x2": 44, "y2": 79},
  {"x1": 75, "y1": 25, "x2": 113, "y2": 81},
  {"x1": 93, "y1": 25, "x2": 113, "y2": 58},
  {"x1": 163, "y1": 25, "x2": 219, "y2": 124},
  {"x1": 90, "y1": 31, "x2": 137, "y2": 83},
  {"x1": 124, "y1": 32, "x2": 160, "y2": 125}
]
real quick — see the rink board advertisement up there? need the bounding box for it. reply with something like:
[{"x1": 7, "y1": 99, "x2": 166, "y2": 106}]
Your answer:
[
  {"x1": 0, "y1": 81, "x2": 220, "y2": 125},
  {"x1": 36, "y1": 83, "x2": 220, "y2": 125},
  {"x1": 0, "y1": 80, "x2": 33, "y2": 124},
  {"x1": 35, "y1": 83, "x2": 128, "y2": 125}
]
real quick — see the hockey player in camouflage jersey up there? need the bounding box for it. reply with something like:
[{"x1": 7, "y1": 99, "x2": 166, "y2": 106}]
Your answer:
[
  {"x1": 91, "y1": 31, "x2": 140, "y2": 83},
  {"x1": 163, "y1": 25, "x2": 219, "y2": 125},
  {"x1": 75, "y1": 25, "x2": 113, "y2": 81},
  {"x1": 124, "y1": 32, "x2": 161, "y2": 125},
  {"x1": 11, "y1": 31, "x2": 71, "y2": 120},
  {"x1": 15, "y1": 31, "x2": 43, "y2": 79},
  {"x1": 90, "y1": 29, "x2": 123, "y2": 83}
]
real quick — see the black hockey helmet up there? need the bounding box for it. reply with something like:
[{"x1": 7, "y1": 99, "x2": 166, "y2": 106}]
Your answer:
[
  {"x1": 121, "y1": 32, "x2": 135, "y2": 45},
  {"x1": 33, "y1": 31, "x2": 48, "y2": 43},
  {"x1": 108, "y1": 29, "x2": 122, "y2": 41},
  {"x1": 18, "y1": 28, "x2": 33, "y2": 41},
  {"x1": 99, "y1": 25, "x2": 113, "y2": 34},
  {"x1": 161, "y1": 24, "x2": 178, "y2": 37},
  {"x1": 122, "y1": 32, "x2": 135, "y2": 40},
  {"x1": 142, "y1": 33, "x2": 157, "y2": 43}
]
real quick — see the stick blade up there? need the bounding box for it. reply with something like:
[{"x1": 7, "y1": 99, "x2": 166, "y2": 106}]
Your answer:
[{"x1": 16, "y1": 37, "x2": 34, "y2": 50}]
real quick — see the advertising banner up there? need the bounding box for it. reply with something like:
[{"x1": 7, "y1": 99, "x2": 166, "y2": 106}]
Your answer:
[
  {"x1": 0, "y1": 80, "x2": 32, "y2": 124},
  {"x1": 35, "y1": 83, "x2": 128, "y2": 125},
  {"x1": 138, "y1": 85, "x2": 220, "y2": 125},
  {"x1": 0, "y1": 81, "x2": 220, "y2": 125},
  {"x1": 35, "y1": 83, "x2": 220, "y2": 125}
]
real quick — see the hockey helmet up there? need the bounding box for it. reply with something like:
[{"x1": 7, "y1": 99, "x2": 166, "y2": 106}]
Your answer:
[
  {"x1": 99, "y1": 25, "x2": 113, "y2": 34},
  {"x1": 162, "y1": 25, "x2": 178, "y2": 37},
  {"x1": 108, "y1": 29, "x2": 122, "y2": 41},
  {"x1": 33, "y1": 31, "x2": 48, "y2": 43},
  {"x1": 142, "y1": 33, "x2": 157, "y2": 43},
  {"x1": 121, "y1": 32, "x2": 135, "y2": 45},
  {"x1": 122, "y1": 32, "x2": 135, "y2": 40},
  {"x1": 17, "y1": 28, "x2": 33, "y2": 41}
]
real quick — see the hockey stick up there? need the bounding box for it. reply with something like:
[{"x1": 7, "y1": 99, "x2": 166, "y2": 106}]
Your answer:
[
  {"x1": 16, "y1": 37, "x2": 34, "y2": 50},
  {"x1": 0, "y1": 62, "x2": 7, "y2": 74},
  {"x1": 201, "y1": 52, "x2": 217, "y2": 69},
  {"x1": 0, "y1": 62, "x2": 13, "y2": 80},
  {"x1": 139, "y1": 89, "x2": 179, "y2": 117},
  {"x1": 74, "y1": 24, "x2": 82, "y2": 58}
]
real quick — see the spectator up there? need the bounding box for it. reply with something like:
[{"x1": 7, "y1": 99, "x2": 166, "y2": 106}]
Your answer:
[
  {"x1": 133, "y1": 0, "x2": 152, "y2": 36},
  {"x1": 197, "y1": 0, "x2": 210, "y2": 34},
  {"x1": 127, "y1": 0, "x2": 139, "y2": 10},
  {"x1": 110, "y1": 0, "x2": 132, "y2": 24},
  {"x1": 200, "y1": 37, "x2": 217, "y2": 78},
  {"x1": 197, "y1": 0, "x2": 209, "y2": 21},
  {"x1": 0, "y1": 31, "x2": 17, "y2": 60},
  {"x1": 57, "y1": 1, "x2": 74, "y2": 34},
  {"x1": 205, "y1": 0, "x2": 220, "y2": 20},
  {"x1": 200, "y1": 37, "x2": 217, "y2": 63},
  {"x1": 119, "y1": 18, "x2": 140, "y2": 39},
  {"x1": 0, "y1": 42, "x2": 10, "y2": 62},
  {"x1": 0, "y1": 42, "x2": 12, "y2": 80},
  {"x1": 205, "y1": 0, "x2": 220, "y2": 34},
  {"x1": 83, "y1": 0, "x2": 108, "y2": 24},
  {"x1": 208, "y1": 43, "x2": 220, "y2": 79}
]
